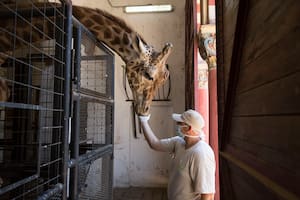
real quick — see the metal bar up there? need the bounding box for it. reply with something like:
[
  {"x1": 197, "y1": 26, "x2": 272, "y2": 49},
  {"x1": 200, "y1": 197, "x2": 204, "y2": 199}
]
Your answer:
[
  {"x1": 69, "y1": 24, "x2": 82, "y2": 200},
  {"x1": 69, "y1": 96, "x2": 80, "y2": 199},
  {"x1": 80, "y1": 55, "x2": 111, "y2": 61},
  {"x1": 0, "y1": 174, "x2": 38, "y2": 196},
  {"x1": 0, "y1": 7, "x2": 57, "y2": 19},
  {"x1": 61, "y1": 2, "x2": 73, "y2": 199},
  {"x1": 107, "y1": 49, "x2": 115, "y2": 99},
  {"x1": 40, "y1": 158, "x2": 62, "y2": 168},
  {"x1": 132, "y1": 102, "x2": 138, "y2": 138},
  {"x1": 74, "y1": 91, "x2": 114, "y2": 104},
  {"x1": 0, "y1": 102, "x2": 63, "y2": 111},
  {"x1": 68, "y1": 145, "x2": 113, "y2": 167},
  {"x1": 37, "y1": 183, "x2": 63, "y2": 200},
  {"x1": 105, "y1": 105, "x2": 113, "y2": 145}
]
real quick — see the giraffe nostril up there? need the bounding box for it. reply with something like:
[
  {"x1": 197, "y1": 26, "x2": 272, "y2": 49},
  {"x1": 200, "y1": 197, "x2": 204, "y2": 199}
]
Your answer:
[
  {"x1": 145, "y1": 106, "x2": 149, "y2": 112},
  {"x1": 144, "y1": 72, "x2": 153, "y2": 81}
]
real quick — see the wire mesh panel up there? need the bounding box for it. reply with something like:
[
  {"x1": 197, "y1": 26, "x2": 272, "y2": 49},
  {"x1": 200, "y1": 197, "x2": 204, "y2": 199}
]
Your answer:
[
  {"x1": 81, "y1": 59, "x2": 109, "y2": 95},
  {"x1": 79, "y1": 30, "x2": 114, "y2": 99},
  {"x1": 72, "y1": 27, "x2": 114, "y2": 154},
  {"x1": 79, "y1": 100, "x2": 113, "y2": 153},
  {"x1": 78, "y1": 154, "x2": 113, "y2": 200},
  {"x1": 0, "y1": 1, "x2": 68, "y2": 199}
]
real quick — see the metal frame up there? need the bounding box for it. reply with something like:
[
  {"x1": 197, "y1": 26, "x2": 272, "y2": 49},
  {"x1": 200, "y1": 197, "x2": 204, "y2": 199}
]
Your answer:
[
  {"x1": 0, "y1": 1, "x2": 69, "y2": 199},
  {"x1": 0, "y1": 1, "x2": 114, "y2": 199}
]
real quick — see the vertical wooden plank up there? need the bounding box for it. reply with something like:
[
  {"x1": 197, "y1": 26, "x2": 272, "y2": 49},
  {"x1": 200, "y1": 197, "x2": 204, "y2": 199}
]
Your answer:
[{"x1": 220, "y1": 0, "x2": 249, "y2": 149}]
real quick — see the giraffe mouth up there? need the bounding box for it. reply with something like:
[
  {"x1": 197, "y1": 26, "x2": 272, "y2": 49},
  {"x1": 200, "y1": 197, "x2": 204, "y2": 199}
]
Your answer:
[
  {"x1": 133, "y1": 93, "x2": 151, "y2": 116},
  {"x1": 134, "y1": 102, "x2": 150, "y2": 116}
]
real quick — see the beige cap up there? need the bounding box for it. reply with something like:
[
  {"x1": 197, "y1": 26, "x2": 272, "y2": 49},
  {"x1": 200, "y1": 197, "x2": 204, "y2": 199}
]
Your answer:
[{"x1": 172, "y1": 109, "x2": 205, "y2": 133}]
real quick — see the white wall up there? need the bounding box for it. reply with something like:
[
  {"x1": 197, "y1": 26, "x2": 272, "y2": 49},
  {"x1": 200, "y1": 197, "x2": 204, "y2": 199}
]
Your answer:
[{"x1": 72, "y1": 0, "x2": 186, "y2": 188}]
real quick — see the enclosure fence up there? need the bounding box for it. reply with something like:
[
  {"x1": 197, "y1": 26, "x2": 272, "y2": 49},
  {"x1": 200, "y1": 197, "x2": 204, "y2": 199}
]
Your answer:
[{"x1": 0, "y1": 1, "x2": 114, "y2": 199}]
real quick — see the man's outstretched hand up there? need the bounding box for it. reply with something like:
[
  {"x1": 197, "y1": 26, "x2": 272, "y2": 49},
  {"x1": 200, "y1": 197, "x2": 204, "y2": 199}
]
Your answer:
[{"x1": 138, "y1": 115, "x2": 150, "y2": 122}]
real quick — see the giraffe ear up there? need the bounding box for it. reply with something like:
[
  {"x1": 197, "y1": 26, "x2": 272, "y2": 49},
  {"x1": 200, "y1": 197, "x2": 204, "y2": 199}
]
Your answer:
[{"x1": 158, "y1": 43, "x2": 173, "y2": 63}]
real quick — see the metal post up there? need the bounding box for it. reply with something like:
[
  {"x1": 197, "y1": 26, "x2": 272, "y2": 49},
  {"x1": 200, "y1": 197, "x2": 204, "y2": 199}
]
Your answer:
[
  {"x1": 69, "y1": 25, "x2": 82, "y2": 200},
  {"x1": 62, "y1": 1, "x2": 72, "y2": 199}
]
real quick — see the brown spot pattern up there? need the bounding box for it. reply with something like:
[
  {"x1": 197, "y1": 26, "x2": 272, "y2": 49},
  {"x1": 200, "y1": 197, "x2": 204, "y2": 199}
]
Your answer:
[
  {"x1": 93, "y1": 25, "x2": 102, "y2": 31},
  {"x1": 110, "y1": 37, "x2": 121, "y2": 45},
  {"x1": 104, "y1": 29, "x2": 112, "y2": 39},
  {"x1": 91, "y1": 14, "x2": 104, "y2": 25},
  {"x1": 83, "y1": 19, "x2": 94, "y2": 28},
  {"x1": 112, "y1": 26, "x2": 122, "y2": 34},
  {"x1": 123, "y1": 33, "x2": 130, "y2": 45}
]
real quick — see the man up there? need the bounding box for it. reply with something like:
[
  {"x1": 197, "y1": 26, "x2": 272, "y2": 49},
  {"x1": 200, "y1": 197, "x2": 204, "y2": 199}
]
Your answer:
[{"x1": 139, "y1": 109, "x2": 216, "y2": 200}]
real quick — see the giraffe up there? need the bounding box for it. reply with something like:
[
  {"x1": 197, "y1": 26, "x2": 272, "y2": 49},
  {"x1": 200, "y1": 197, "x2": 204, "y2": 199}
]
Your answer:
[
  {"x1": 72, "y1": 6, "x2": 172, "y2": 115},
  {"x1": 0, "y1": 2, "x2": 173, "y2": 116}
]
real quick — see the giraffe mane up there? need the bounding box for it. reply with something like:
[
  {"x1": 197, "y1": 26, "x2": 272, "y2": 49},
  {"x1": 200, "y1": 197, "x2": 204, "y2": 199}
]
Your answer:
[
  {"x1": 93, "y1": 8, "x2": 147, "y2": 44},
  {"x1": 72, "y1": 6, "x2": 147, "y2": 46}
]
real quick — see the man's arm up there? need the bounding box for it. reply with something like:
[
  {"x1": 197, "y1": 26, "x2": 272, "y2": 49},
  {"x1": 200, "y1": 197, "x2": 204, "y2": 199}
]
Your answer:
[{"x1": 139, "y1": 116, "x2": 165, "y2": 151}]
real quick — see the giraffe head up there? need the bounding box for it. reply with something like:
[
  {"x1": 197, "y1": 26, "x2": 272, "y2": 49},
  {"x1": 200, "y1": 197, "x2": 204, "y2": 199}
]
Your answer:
[{"x1": 126, "y1": 39, "x2": 173, "y2": 116}]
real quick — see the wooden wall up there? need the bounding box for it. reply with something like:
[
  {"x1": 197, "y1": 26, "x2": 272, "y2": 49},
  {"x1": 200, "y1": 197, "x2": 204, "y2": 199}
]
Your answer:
[{"x1": 216, "y1": 0, "x2": 300, "y2": 199}]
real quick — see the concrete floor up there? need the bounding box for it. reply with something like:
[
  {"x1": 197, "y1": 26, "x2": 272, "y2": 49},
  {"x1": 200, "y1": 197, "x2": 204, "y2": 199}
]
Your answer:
[{"x1": 113, "y1": 187, "x2": 168, "y2": 200}]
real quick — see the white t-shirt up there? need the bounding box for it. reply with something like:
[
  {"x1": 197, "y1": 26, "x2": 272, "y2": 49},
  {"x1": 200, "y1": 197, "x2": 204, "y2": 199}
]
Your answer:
[{"x1": 159, "y1": 136, "x2": 216, "y2": 200}]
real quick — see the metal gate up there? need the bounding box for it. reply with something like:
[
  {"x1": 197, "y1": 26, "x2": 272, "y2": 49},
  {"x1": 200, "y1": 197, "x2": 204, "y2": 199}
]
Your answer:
[
  {"x1": 69, "y1": 19, "x2": 114, "y2": 200},
  {"x1": 0, "y1": 1, "x2": 114, "y2": 199}
]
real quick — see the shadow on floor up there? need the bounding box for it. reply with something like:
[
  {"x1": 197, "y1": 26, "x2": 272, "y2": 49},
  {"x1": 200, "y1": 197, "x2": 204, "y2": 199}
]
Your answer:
[{"x1": 113, "y1": 187, "x2": 168, "y2": 200}]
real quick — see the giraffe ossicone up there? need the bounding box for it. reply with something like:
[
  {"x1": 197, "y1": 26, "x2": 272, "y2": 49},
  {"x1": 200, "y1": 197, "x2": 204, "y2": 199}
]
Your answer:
[{"x1": 0, "y1": 3, "x2": 173, "y2": 116}]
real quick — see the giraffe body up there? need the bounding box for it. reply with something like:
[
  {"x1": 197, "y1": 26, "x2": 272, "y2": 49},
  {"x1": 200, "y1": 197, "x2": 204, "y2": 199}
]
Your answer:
[{"x1": 0, "y1": 2, "x2": 172, "y2": 115}]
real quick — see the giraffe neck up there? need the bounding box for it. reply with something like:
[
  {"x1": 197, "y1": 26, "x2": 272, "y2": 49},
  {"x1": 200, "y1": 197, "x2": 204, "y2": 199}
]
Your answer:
[{"x1": 73, "y1": 6, "x2": 145, "y2": 64}]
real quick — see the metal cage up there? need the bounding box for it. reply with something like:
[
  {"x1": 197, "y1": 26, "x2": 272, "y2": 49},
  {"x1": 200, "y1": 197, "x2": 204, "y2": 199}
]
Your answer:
[
  {"x1": 69, "y1": 19, "x2": 114, "y2": 200},
  {"x1": 0, "y1": 1, "x2": 114, "y2": 199}
]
